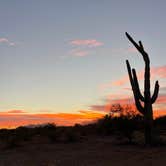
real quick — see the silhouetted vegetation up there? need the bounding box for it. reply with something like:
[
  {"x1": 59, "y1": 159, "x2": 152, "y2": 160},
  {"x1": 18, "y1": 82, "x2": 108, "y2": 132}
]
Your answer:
[
  {"x1": 0, "y1": 104, "x2": 166, "y2": 149},
  {"x1": 125, "y1": 32, "x2": 159, "y2": 145}
]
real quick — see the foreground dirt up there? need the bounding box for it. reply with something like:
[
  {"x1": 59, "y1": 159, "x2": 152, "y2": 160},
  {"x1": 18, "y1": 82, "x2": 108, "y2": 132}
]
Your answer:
[{"x1": 0, "y1": 137, "x2": 166, "y2": 166}]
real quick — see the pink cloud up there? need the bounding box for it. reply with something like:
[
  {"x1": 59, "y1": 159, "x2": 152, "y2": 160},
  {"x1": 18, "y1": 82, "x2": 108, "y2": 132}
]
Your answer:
[
  {"x1": 99, "y1": 76, "x2": 130, "y2": 92},
  {"x1": 99, "y1": 83, "x2": 112, "y2": 91},
  {"x1": 0, "y1": 37, "x2": 16, "y2": 46},
  {"x1": 89, "y1": 105, "x2": 106, "y2": 112},
  {"x1": 151, "y1": 65, "x2": 166, "y2": 79},
  {"x1": 89, "y1": 98, "x2": 135, "y2": 113},
  {"x1": 155, "y1": 94, "x2": 166, "y2": 104},
  {"x1": 75, "y1": 51, "x2": 88, "y2": 57},
  {"x1": 70, "y1": 39, "x2": 103, "y2": 47},
  {"x1": 89, "y1": 92, "x2": 166, "y2": 116},
  {"x1": 69, "y1": 39, "x2": 103, "y2": 58},
  {"x1": 107, "y1": 91, "x2": 166, "y2": 106},
  {"x1": 112, "y1": 76, "x2": 129, "y2": 86},
  {"x1": 89, "y1": 93, "x2": 135, "y2": 113},
  {"x1": 112, "y1": 69, "x2": 145, "y2": 87},
  {"x1": 70, "y1": 49, "x2": 89, "y2": 57},
  {"x1": 111, "y1": 47, "x2": 137, "y2": 55},
  {"x1": 100, "y1": 65, "x2": 166, "y2": 92},
  {"x1": 126, "y1": 47, "x2": 137, "y2": 53},
  {"x1": 0, "y1": 38, "x2": 8, "y2": 43}
]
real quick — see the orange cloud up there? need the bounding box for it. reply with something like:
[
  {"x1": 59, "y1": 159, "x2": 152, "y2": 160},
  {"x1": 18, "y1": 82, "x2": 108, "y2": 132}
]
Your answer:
[
  {"x1": 153, "y1": 109, "x2": 166, "y2": 118},
  {"x1": 0, "y1": 110, "x2": 104, "y2": 129},
  {"x1": 0, "y1": 93, "x2": 165, "y2": 129},
  {"x1": 6, "y1": 110, "x2": 26, "y2": 114}
]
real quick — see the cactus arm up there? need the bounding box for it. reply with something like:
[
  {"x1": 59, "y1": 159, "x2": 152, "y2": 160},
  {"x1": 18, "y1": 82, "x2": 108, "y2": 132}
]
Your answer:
[
  {"x1": 126, "y1": 60, "x2": 134, "y2": 87},
  {"x1": 151, "y1": 81, "x2": 159, "y2": 104},
  {"x1": 125, "y1": 32, "x2": 150, "y2": 100},
  {"x1": 126, "y1": 60, "x2": 145, "y2": 115},
  {"x1": 135, "y1": 98, "x2": 145, "y2": 115},
  {"x1": 139, "y1": 41, "x2": 144, "y2": 50},
  {"x1": 125, "y1": 32, "x2": 149, "y2": 63},
  {"x1": 125, "y1": 32, "x2": 142, "y2": 53},
  {"x1": 132, "y1": 69, "x2": 145, "y2": 101}
]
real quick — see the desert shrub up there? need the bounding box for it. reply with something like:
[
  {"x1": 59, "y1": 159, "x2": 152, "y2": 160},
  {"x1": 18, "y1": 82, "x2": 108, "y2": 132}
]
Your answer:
[
  {"x1": 5, "y1": 131, "x2": 22, "y2": 149},
  {"x1": 112, "y1": 117, "x2": 136, "y2": 143},
  {"x1": 64, "y1": 127, "x2": 81, "y2": 143},
  {"x1": 82, "y1": 123, "x2": 97, "y2": 136},
  {"x1": 73, "y1": 124, "x2": 87, "y2": 139},
  {"x1": 15, "y1": 127, "x2": 33, "y2": 141},
  {"x1": 96, "y1": 115, "x2": 113, "y2": 135},
  {"x1": 109, "y1": 104, "x2": 144, "y2": 143},
  {"x1": 33, "y1": 123, "x2": 57, "y2": 143},
  {"x1": 122, "y1": 119, "x2": 136, "y2": 143},
  {"x1": 45, "y1": 123, "x2": 57, "y2": 143},
  {"x1": 154, "y1": 116, "x2": 166, "y2": 129},
  {"x1": 6, "y1": 136, "x2": 18, "y2": 148},
  {"x1": 0, "y1": 129, "x2": 11, "y2": 142}
]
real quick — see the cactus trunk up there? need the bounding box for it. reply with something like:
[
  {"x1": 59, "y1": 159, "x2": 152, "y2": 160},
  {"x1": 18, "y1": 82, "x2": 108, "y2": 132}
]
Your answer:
[
  {"x1": 144, "y1": 105, "x2": 153, "y2": 145},
  {"x1": 125, "y1": 32, "x2": 159, "y2": 145}
]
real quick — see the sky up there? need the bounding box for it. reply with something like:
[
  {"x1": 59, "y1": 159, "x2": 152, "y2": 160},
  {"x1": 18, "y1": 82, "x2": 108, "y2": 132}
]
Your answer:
[{"x1": 0, "y1": 0, "x2": 166, "y2": 128}]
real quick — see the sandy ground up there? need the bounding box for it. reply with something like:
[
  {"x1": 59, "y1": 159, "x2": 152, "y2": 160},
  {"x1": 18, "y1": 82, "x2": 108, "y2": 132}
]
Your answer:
[{"x1": 0, "y1": 137, "x2": 166, "y2": 166}]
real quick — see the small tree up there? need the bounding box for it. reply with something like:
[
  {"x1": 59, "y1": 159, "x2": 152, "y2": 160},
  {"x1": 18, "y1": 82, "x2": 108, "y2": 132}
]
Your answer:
[
  {"x1": 110, "y1": 104, "x2": 138, "y2": 143},
  {"x1": 125, "y1": 32, "x2": 159, "y2": 145},
  {"x1": 110, "y1": 104, "x2": 139, "y2": 118}
]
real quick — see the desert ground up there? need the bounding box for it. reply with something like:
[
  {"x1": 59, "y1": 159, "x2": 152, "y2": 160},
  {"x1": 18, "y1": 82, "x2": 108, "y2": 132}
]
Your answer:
[{"x1": 0, "y1": 136, "x2": 166, "y2": 166}]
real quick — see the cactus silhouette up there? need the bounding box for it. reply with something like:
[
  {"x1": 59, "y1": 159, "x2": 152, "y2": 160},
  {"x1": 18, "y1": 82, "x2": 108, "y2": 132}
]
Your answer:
[{"x1": 125, "y1": 32, "x2": 159, "y2": 145}]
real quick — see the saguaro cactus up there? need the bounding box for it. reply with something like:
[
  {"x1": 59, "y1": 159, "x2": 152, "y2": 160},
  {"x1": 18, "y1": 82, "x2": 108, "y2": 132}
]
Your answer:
[{"x1": 125, "y1": 32, "x2": 159, "y2": 145}]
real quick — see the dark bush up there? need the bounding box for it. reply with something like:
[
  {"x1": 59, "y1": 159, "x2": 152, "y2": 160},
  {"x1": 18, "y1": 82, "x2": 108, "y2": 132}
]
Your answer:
[{"x1": 96, "y1": 115, "x2": 113, "y2": 135}]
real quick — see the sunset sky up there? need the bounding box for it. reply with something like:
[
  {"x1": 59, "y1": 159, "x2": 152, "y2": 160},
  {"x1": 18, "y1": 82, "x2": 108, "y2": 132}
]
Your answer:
[{"x1": 0, "y1": 0, "x2": 166, "y2": 128}]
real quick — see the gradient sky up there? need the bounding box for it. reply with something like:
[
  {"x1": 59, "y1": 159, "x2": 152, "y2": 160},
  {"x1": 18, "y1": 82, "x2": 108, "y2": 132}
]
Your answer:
[{"x1": 0, "y1": 0, "x2": 166, "y2": 127}]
